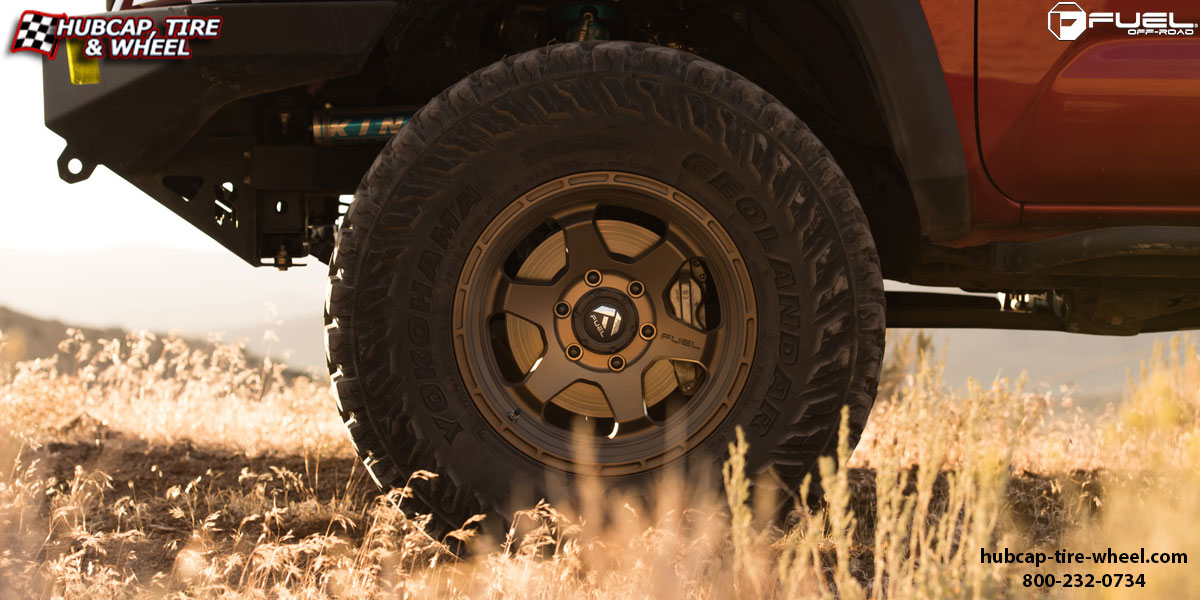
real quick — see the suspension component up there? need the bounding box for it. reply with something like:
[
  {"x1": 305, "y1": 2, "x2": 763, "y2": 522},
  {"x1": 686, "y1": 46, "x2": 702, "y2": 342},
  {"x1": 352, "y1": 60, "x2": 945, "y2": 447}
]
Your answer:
[
  {"x1": 312, "y1": 109, "x2": 416, "y2": 144},
  {"x1": 560, "y1": 4, "x2": 615, "y2": 41}
]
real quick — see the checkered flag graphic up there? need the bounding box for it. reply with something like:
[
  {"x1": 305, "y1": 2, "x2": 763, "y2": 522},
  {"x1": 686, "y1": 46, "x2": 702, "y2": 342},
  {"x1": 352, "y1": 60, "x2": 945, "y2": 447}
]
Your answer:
[{"x1": 11, "y1": 11, "x2": 64, "y2": 59}]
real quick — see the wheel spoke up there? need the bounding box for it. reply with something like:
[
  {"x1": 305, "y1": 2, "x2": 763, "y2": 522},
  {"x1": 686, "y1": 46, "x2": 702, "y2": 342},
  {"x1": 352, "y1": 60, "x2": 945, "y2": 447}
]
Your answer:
[
  {"x1": 562, "y1": 220, "x2": 614, "y2": 272},
  {"x1": 652, "y1": 318, "x2": 712, "y2": 363},
  {"x1": 520, "y1": 351, "x2": 575, "y2": 400},
  {"x1": 595, "y1": 370, "x2": 647, "y2": 422},
  {"x1": 632, "y1": 238, "x2": 689, "y2": 291},
  {"x1": 501, "y1": 279, "x2": 560, "y2": 327}
]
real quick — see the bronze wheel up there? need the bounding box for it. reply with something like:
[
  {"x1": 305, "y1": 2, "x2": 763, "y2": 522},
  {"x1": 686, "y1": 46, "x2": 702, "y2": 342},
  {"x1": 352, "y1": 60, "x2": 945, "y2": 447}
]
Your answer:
[
  {"x1": 326, "y1": 42, "x2": 885, "y2": 530},
  {"x1": 453, "y1": 172, "x2": 757, "y2": 475}
]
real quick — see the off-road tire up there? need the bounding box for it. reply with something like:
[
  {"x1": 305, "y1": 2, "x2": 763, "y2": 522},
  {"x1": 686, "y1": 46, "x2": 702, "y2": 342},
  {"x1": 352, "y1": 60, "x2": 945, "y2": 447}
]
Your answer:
[{"x1": 325, "y1": 41, "x2": 885, "y2": 528}]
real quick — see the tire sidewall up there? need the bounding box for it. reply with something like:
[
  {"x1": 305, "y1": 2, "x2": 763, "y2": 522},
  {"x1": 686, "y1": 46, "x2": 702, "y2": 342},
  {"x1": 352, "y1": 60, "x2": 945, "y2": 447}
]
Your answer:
[{"x1": 340, "y1": 45, "x2": 877, "y2": 514}]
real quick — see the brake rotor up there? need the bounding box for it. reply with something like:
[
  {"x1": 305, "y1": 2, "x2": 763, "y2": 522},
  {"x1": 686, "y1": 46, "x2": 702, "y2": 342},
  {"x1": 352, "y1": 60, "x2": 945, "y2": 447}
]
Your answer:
[{"x1": 506, "y1": 220, "x2": 679, "y2": 417}]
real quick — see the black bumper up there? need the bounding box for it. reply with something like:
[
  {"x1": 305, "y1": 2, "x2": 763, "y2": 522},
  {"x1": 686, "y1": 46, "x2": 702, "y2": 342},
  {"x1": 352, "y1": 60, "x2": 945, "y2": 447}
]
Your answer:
[
  {"x1": 44, "y1": 1, "x2": 395, "y2": 175},
  {"x1": 41, "y1": 1, "x2": 396, "y2": 264}
]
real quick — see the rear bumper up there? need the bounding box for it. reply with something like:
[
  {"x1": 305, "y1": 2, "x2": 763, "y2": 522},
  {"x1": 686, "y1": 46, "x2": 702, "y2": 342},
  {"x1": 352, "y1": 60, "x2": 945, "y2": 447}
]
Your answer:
[{"x1": 43, "y1": 0, "x2": 396, "y2": 177}]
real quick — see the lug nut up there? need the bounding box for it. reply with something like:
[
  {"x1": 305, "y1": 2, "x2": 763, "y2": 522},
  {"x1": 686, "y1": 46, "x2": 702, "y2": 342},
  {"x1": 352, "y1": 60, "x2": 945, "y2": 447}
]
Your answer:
[
  {"x1": 608, "y1": 355, "x2": 626, "y2": 371},
  {"x1": 554, "y1": 301, "x2": 571, "y2": 317},
  {"x1": 585, "y1": 269, "x2": 602, "y2": 286},
  {"x1": 639, "y1": 323, "x2": 656, "y2": 340},
  {"x1": 566, "y1": 344, "x2": 583, "y2": 361},
  {"x1": 627, "y1": 280, "x2": 644, "y2": 297}
]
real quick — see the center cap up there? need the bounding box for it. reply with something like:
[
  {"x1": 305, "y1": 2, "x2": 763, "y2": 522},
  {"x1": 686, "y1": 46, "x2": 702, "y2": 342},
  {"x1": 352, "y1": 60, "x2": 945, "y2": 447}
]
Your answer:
[
  {"x1": 589, "y1": 303, "x2": 624, "y2": 340},
  {"x1": 572, "y1": 288, "x2": 639, "y2": 353}
]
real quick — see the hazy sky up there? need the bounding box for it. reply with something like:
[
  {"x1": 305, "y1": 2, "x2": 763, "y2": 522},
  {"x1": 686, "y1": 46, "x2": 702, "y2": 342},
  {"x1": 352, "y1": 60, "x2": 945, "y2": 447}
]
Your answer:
[
  {"x1": 3, "y1": 0, "x2": 231, "y2": 252},
  {"x1": 1, "y1": 3, "x2": 327, "y2": 332}
]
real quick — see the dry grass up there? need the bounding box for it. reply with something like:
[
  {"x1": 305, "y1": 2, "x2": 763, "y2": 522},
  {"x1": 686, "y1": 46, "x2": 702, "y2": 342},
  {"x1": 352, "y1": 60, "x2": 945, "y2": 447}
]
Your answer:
[{"x1": 0, "y1": 328, "x2": 1196, "y2": 598}]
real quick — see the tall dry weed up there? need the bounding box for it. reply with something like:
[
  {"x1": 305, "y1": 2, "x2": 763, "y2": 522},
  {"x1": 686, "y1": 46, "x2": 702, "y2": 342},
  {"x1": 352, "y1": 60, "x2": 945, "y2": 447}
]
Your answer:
[{"x1": 0, "y1": 328, "x2": 1196, "y2": 598}]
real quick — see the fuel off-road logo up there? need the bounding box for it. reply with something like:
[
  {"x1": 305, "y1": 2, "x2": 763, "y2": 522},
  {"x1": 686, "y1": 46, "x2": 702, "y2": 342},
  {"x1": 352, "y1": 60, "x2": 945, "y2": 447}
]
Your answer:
[
  {"x1": 10, "y1": 10, "x2": 220, "y2": 59},
  {"x1": 589, "y1": 304, "x2": 623, "y2": 340},
  {"x1": 1049, "y1": 2, "x2": 1196, "y2": 40}
]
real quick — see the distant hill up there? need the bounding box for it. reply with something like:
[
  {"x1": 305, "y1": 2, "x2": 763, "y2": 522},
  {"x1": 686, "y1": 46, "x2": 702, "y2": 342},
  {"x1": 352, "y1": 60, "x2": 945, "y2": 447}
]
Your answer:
[
  {"x1": 0, "y1": 305, "x2": 127, "y2": 364},
  {"x1": 0, "y1": 245, "x2": 328, "y2": 372},
  {"x1": 924, "y1": 328, "x2": 1177, "y2": 404},
  {"x1": 0, "y1": 245, "x2": 327, "y2": 334},
  {"x1": 0, "y1": 305, "x2": 321, "y2": 377}
]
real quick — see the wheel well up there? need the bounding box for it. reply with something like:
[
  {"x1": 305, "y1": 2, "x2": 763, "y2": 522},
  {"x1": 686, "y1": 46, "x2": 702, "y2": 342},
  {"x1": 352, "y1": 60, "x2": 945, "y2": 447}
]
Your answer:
[
  {"x1": 681, "y1": 1, "x2": 924, "y2": 280},
  {"x1": 355, "y1": 0, "x2": 923, "y2": 279}
]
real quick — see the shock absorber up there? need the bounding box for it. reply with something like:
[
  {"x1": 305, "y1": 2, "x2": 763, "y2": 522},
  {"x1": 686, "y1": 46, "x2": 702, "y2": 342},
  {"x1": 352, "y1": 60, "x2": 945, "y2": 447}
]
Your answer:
[
  {"x1": 312, "y1": 109, "x2": 417, "y2": 144},
  {"x1": 555, "y1": 4, "x2": 621, "y2": 41}
]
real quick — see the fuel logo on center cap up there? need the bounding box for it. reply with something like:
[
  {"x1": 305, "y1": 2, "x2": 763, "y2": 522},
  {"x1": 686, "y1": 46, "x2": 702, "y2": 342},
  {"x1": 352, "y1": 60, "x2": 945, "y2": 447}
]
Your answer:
[
  {"x1": 589, "y1": 304, "x2": 623, "y2": 340},
  {"x1": 573, "y1": 288, "x2": 638, "y2": 353}
]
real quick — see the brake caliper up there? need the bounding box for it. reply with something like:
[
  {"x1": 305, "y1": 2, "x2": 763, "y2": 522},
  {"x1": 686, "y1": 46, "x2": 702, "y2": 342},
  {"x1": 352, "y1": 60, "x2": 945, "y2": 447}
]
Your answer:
[{"x1": 669, "y1": 260, "x2": 710, "y2": 395}]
